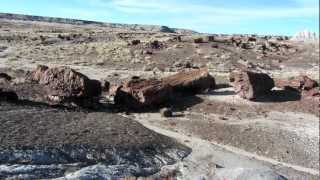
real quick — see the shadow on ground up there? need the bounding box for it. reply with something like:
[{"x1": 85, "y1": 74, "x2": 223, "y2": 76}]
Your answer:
[{"x1": 254, "y1": 90, "x2": 301, "y2": 103}]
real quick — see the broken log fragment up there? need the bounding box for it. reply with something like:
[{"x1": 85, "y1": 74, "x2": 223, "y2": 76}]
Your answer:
[
  {"x1": 274, "y1": 75, "x2": 318, "y2": 92},
  {"x1": 162, "y1": 68, "x2": 216, "y2": 94},
  {"x1": 113, "y1": 68, "x2": 215, "y2": 109},
  {"x1": 114, "y1": 78, "x2": 172, "y2": 109},
  {"x1": 25, "y1": 65, "x2": 102, "y2": 108},
  {"x1": 274, "y1": 75, "x2": 319, "y2": 100},
  {"x1": 230, "y1": 70, "x2": 274, "y2": 100}
]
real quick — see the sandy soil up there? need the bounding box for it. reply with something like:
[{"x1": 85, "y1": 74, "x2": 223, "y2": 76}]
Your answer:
[{"x1": 0, "y1": 15, "x2": 319, "y2": 179}]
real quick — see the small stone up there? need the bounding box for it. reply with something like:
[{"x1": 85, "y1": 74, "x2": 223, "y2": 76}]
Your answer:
[
  {"x1": 160, "y1": 108, "x2": 173, "y2": 117},
  {"x1": 193, "y1": 37, "x2": 204, "y2": 43},
  {"x1": 131, "y1": 39, "x2": 140, "y2": 45}
]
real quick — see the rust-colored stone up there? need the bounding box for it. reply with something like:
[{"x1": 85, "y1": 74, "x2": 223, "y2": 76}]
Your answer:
[
  {"x1": 230, "y1": 70, "x2": 274, "y2": 100},
  {"x1": 162, "y1": 68, "x2": 216, "y2": 94},
  {"x1": 114, "y1": 78, "x2": 172, "y2": 109}
]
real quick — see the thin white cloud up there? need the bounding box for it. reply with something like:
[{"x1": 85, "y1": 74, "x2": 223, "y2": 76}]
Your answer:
[
  {"x1": 85, "y1": 0, "x2": 319, "y2": 34},
  {"x1": 109, "y1": 0, "x2": 318, "y2": 18}
]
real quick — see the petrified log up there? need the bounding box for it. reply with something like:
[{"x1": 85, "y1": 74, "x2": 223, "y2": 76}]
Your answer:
[
  {"x1": 28, "y1": 66, "x2": 102, "y2": 100},
  {"x1": 114, "y1": 78, "x2": 172, "y2": 109},
  {"x1": 27, "y1": 64, "x2": 49, "y2": 82},
  {"x1": 230, "y1": 70, "x2": 274, "y2": 100},
  {"x1": 162, "y1": 68, "x2": 216, "y2": 94},
  {"x1": 26, "y1": 65, "x2": 102, "y2": 108},
  {"x1": 274, "y1": 75, "x2": 318, "y2": 91},
  {"x1": 274, "y1": 75, "x2": 319, "y2": 100}
]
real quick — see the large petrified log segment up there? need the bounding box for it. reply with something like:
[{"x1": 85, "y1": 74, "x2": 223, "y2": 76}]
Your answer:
[
  {"x1": 230, "y1": 71, "x2": 274, "y2": 100},
  {"x1": 162, "y1": 68, "x2": 216, "y2": 94},
  {"x1": 27, "y1": 66, "x2": 102, "y2": 103},
  {"x1": 39, "y1": 67, "x2": 101, "y2": 98},
  {"x1": 114, "y1": 78, "x2": 172, "y2": 109}
]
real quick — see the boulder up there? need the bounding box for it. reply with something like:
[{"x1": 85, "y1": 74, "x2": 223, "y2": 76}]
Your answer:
[
  {"x1": 38, "y1": 67, "x2": 101, "y2": 99},
  {"x1": 131, "y1": 39, "x2": 141, "y2": 45},
  {"x1": 193, "y1": 37, "x2": 204, "y2": 43},
  {"x1": 162, "y1": 68, "x2": 216, "y2": 94},
  {"x1": 230, "y1": 70, "x2": 274, "y2": 100},
  {"x1": 114, "y1": 78, "x2": 172, "y2": 109},
  {"x1": 27, "y1": 66, "x2": 102, "y2": 105}
]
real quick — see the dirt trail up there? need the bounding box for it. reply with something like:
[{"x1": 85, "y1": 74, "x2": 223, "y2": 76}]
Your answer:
[{"x1": 136, "y1": 121, "x2": 319, "y2": 179}]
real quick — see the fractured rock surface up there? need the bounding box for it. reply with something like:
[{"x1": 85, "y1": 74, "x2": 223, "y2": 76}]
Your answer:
[
  {"x1": 114, "y1": 78, "x2": 172, "y2": 109},
  {"x1": 230, "y1": 70, "x2": 275, "y2": 100},
  {"x1": 0, "y1": 101, "x2": 190, "y2": 179},
  {"x1": 162, "y1": 68, "x2": 216, "y2": 94}
]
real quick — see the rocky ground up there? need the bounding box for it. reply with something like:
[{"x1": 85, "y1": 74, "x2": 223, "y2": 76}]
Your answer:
[{"x1": 0, "y1": 13, "x2": 319, "y2": 179}]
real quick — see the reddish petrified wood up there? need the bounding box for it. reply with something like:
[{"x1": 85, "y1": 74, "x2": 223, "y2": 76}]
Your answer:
[
  {"x1": 230, "y1": 70, "x2": 274, "y2": 100},
  {"x1": 114, "y1": 78, "x2": 172, "y2": 109},
  {"x1": 274, "y1": 75, "x2": 318, "y2": 91},
  {"x1": 162, "y1": 68, "x2": 216, "y2": 94},
  {"x1": 274, "y1": 75, "x2": 319, "y2": 100}
]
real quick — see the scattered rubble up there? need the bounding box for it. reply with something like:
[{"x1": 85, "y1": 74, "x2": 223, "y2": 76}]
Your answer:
[{"x1": 230, "y1": 70, "x2": 275, "y2": 100}]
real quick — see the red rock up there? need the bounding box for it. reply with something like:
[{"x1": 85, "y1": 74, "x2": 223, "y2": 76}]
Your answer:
[
  {"x1": 114, "y1": 78, "x2": 172, "y2": 109},
  {"x1": 162, "y1": 68, "x2": 216, "y2": 94},
  {"x1": 230, "y1": 70, "x2": 274, "y2": 100},
  {"x1": 26, "y1": 66, "x2": 102, "y2": 106},
  {"x1": 274, "y1": 75, "x2": 318, "y2": 91},
  {"x1": 38, "y1": 66, "x2": 101, "y2": 99}
]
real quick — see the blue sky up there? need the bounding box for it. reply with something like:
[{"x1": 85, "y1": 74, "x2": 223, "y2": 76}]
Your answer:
[{"x1": 0, "y1": 0, "x2": 318, "y2": 35}]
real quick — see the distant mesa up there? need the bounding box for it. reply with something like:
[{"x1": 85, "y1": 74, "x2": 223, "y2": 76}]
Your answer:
[
  {"x1": 291, "y1": 29, "x2": 318, "y2": 42},
  {"x1": 0, "y1": 12, "x2": 198, "y2": 35}
]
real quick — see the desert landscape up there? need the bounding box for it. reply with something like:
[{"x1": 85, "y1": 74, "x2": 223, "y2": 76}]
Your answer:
[{"x1": 0, "y1": 13, "x2": 319, "y2": 179}]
